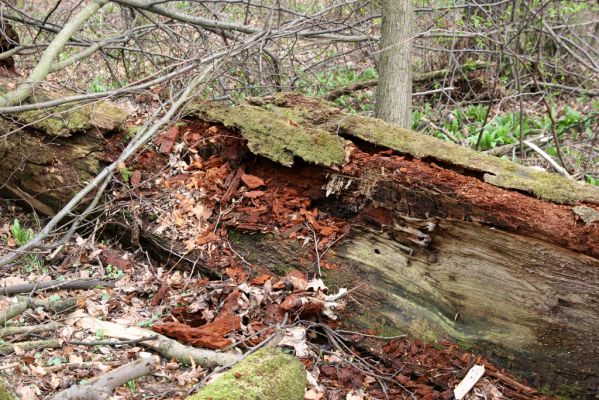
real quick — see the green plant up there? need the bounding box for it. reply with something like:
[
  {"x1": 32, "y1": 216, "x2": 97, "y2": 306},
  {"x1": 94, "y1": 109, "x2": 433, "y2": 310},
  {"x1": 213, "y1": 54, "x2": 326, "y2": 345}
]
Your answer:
[
  {"x1": 125, "y1": 379, "x2": 137, "y2": 393},
  {"x1": 125, "y1": 126, "x2": 141, "y2": 142},
  {"x1": 88, "y1": 76, "x2": 108, "y2": 93},
  {"x1": 120, "y1": 167, "x2": 133, "y2": 183},
  {"x1": 47, "y1": 356, "x2": 66, "y2": 366},
  {"x1": 11, "y1": 219, "x2": 44, "y2": 272},
  {"x1": 137, "y1": 312, "x2": 161, "y2": 328},
  {"x1": 11, "y1": 219, "x2": 32, "y2": 246},
  {"x1": 105, "y1": 264, "x2": 125, "y2": 279},
  {"x1": 95, "y1": 329, "x2": 106, "y2": 340}
]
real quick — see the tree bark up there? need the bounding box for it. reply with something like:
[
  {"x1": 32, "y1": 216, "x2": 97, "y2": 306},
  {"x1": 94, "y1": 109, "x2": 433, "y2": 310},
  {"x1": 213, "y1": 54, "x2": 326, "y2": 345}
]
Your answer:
[{"x1": 375, "y1": 0, "x2": 413, "y2": 128}]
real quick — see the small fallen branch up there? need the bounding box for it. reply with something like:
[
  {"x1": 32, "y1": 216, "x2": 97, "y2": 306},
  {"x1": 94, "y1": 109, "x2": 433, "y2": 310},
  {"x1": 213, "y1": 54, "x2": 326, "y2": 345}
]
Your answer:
[
  {"x1": 0, "y1": 296, "x2": 77, "y2": 324},
  {"x1": 454, "y1": 364, "x2": 485, "y2": 400},
  {"x1": 0, "y1": 339, "x2": 61, "y2": 355},
  {"x1": 49, "y1": 355, "x2": 158, "y2": 400},
  {"x1": 0, "y1": 278, "x2": 115, "y2": 296},
  {"x1": 80, "y1": 317, "x2": 242, "y2": 367},
  {"x1": 0, "y1": 301, "x2": 28, "y2": 325},
  {"x1": 0, "y1": 321, "x2": 61, "y2": 337},
  {"x1": 524, "y1": 139, "x2": 573, "y2": 179}
]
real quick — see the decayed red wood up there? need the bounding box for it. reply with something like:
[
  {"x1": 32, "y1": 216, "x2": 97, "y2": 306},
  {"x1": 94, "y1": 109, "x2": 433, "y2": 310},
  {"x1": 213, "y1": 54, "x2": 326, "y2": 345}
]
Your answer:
[{"x1": 342, "y1": 149, "x2": 598, "y2": 258}]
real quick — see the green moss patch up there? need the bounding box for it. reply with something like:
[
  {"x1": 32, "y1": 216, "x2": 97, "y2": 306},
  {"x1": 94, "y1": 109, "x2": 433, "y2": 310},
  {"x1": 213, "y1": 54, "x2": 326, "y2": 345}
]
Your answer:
[
  {"x1": 17, "y1": 100, "x2": 127, "y2": 137},
  {"x1": 189, "y1": 102, "x2": 347, "y2": 167},
  {"x1": 187, "y1": 348, "x2": 306, "y2": 400}
]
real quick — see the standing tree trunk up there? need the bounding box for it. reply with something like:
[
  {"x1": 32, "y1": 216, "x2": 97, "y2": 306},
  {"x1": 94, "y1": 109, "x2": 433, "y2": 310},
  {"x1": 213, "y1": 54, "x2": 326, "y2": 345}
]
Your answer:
[{"x1": 375, "y1": 0, "x2": 413, "y2": 128}]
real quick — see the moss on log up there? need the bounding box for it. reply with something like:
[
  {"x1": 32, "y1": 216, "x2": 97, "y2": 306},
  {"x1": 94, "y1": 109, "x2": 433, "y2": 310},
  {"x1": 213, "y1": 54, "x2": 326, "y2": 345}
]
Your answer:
[
  {"x1": 192, "y1": 93, "x2": 599, "y2": 205},
  {"x1": 15, "y1": 90, "x2": 127, "y2": 137},
  {"x1": 187, "y1": 348, "x2": 306, "y2": 400},
  {"x1": 188, "y1": 102, "x2": 348, "y2": 167}
]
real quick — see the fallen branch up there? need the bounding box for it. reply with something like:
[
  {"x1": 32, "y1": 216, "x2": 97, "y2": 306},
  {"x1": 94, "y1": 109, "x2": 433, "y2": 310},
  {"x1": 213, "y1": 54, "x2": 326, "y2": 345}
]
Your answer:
[
  {"x1": 49, "y1": 355, "x2": 158, "y2": 400},
  {"x1": 0, "y1": 339, "x2": 61, "y2": 355},
  {"x1": 0, "y1": 278, "x2": 115, "y2": 296},
  {"x1": 524, "y1": 139, "x2": 573, "y2": 179},
  {"x1": 488, "y1": 369, "x2": 536, "y2": 395},
  {"x1": 484, "y1": 134, "x2": 549, "y2": 157},
  {"x1": 0, "y1": 321, "x2": 61, "y2": 338},
  {"x1": 0, "y1": 297, "x2": 77, "y2": 324},
  {"x1": 0, "y1": 301, "x2": 28, "y2": 325},
  {"x1": 67, "y1": 335, "x2": 158, "y2": 346},
  {"x1": 80, "y1": 317, "x2": 242, "y2": 367},
  {"x1": 0, "y1": 0, "x2": 109, "y2": 107}
]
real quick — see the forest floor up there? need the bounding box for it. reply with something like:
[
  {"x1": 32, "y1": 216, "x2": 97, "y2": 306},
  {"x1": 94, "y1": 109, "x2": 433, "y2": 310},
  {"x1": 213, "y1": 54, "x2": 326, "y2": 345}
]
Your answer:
[{"x1": 0, "y1": 118, "x2": 555, "y2": 400}]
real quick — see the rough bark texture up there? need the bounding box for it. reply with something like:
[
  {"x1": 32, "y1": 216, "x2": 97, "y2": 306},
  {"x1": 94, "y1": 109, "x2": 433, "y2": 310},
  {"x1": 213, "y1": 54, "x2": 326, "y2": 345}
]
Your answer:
[
  {"x1": 187, "y1": 348, "x2": 307, "y2": 400},
  {"x1": 375, "y1": 0, "x2": 413, "y2": 128}
]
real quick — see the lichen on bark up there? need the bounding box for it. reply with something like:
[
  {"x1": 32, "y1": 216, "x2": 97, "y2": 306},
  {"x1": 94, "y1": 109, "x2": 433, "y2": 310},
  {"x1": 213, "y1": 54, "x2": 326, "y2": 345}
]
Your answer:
[{"x1": 187, "y1": 347, "x2": 307, "y2": 400}]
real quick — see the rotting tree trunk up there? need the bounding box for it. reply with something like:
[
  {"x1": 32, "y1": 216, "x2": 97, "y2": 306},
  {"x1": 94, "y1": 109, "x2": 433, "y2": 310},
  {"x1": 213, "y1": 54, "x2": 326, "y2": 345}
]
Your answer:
[
  {"x1": 186, "y1": 94, "x2": 599, "y2": 398},
  {"x1": 2, "y1": 93, "x2": 598, "y2": 397},
  {"x1": 0, "y1": 90, "x2": 127, "y2": 214}
]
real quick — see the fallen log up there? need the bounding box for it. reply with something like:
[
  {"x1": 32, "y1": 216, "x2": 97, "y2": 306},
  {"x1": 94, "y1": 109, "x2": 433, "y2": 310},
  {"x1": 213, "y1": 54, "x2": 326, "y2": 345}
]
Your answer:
[
  {"x1": 2, "y1": 93, "x2": 598, "y2": 397},
  {"x1": 186, "y1": 94, "x2": 599, "y2": 397},
  {"x1": 0, "y1": 278, "x2": 115, "y2": 296},
  {"x1": 324, "y1": 60, "x2": 490, "y2": 101},
  {"x1": 79, "y1": 317, "x2": 242, "y2": 367}
]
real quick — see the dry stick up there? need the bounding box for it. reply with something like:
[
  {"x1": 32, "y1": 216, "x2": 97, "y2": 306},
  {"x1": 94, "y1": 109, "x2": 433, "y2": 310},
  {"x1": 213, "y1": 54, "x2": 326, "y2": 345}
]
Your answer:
[
  {"x1": 49, "y1": 356, "x2": 159, "y2": 400},
  {"x1": 112, "y1": 0, "x2": 372, "y2": 42},
  {"x1": 0, "y1": 339, "x2": 61, "y2": 355},
  {"x1": 0, "y1": 302, "x2": 28, "y2": 325},
  {"x1": 0, "y1": 0, "x2": 109, "y2": 107},
  {"x1": 0, "y1": 321, "x2": 61, "y2": 338},
  {"x1": 524, "y1": 140, "x2": 572, "y2": 179},
  {"x1": 0, "y1": 297, "x2": 77, "y2": 324},
  {"x1": 0, "y1": 278, "x2": 115, "y2": 296},
  {"x1": 67, "y1": 335, "x2": 158, "y2": 346}
]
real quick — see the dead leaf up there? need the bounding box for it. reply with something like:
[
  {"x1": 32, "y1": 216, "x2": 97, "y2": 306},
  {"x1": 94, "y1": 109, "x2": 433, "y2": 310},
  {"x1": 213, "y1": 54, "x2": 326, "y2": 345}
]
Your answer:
[{"x1": 279, "y1": 327, "x2": 309, "y2": 357}]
